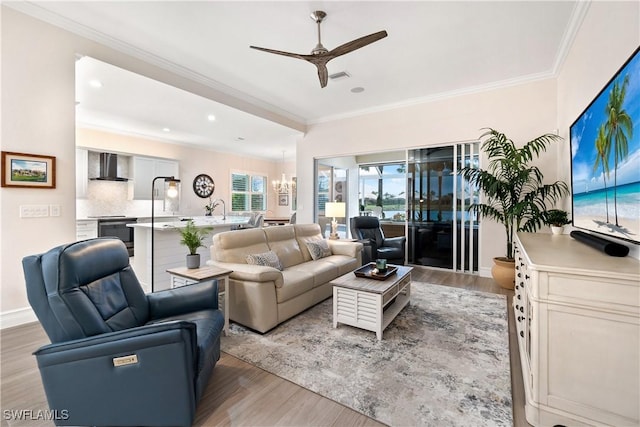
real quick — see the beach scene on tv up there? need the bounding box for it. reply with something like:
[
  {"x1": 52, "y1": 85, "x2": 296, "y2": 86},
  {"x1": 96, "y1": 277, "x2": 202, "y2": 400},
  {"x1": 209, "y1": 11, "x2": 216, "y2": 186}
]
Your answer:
[{"x1": 570, "y1": 48, "x2": 640, "y2": 244}]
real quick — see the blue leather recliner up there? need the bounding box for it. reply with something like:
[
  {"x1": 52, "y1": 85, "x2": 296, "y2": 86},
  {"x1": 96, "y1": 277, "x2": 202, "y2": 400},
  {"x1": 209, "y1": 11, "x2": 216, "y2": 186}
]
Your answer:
[{"x1": 22, "y1": 237, "x2": 224, "y2": 427}]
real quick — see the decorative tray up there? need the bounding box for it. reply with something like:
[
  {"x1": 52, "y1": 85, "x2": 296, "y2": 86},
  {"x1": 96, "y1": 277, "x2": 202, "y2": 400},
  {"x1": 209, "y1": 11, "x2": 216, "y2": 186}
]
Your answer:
[{"x1": 354, "y1": 263, "x2": 398, "y2": 280}]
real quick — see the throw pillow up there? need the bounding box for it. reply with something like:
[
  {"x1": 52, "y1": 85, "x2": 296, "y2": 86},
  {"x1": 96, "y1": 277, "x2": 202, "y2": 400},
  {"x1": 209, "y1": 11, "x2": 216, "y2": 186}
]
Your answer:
[
  {"x1": 246, "y1": 250, "x2": 283, "y2": 271},
  {"x1": 306, "y1": 239, "x2": 331, "y2": 260}
]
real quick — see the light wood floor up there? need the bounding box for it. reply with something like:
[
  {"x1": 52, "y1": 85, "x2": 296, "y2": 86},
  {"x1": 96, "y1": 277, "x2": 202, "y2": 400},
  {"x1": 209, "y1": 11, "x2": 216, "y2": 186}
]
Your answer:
[{"x1": 1, "y1": 267, "x2": 531, "y2": 427}]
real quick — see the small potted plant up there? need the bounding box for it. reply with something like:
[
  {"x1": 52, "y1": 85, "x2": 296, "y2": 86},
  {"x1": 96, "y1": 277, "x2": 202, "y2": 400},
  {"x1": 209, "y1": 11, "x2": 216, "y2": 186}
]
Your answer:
[
  {"x1": 544, "y1": 209, "x2": 571, "y2": 235},
  {"x1": 204, "y1": 197, "x2": 219, "y2": 216},
  {"x1": 177, "y1": 220, "x2": 213, "y2": 268}
]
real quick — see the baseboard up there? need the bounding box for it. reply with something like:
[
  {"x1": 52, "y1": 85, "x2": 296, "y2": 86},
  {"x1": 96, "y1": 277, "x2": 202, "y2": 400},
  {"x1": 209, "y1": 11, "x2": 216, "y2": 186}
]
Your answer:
[
  {"x1": 478, "y1": 267, "x2": 492, "y2": 278},
  {"x1": 1, "y1": 306, "x2": 37, "y2": 329}
]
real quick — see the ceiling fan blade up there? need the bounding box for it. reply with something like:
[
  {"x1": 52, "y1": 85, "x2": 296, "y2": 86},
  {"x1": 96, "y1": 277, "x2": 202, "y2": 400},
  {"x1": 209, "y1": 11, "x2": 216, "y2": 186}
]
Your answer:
[
  {"x1": 316, "y1": 63, "x2": 329, "y2": 88},
  {"x1": 250, "y1": 45, "x2": 307, "y2": 61},
  {"x1": 328, "y1": 30, "x2": 388, "y2": 59}
]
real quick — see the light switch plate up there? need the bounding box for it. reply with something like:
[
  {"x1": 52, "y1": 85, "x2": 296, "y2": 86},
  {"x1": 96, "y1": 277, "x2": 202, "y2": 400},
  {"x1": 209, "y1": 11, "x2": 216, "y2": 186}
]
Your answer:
[
  {"x1": 20, "y1": 205, "x2": 49, "y2": 218},
  {"x1": 50, "y1": 204, "x2": 61, "y2": 217}
]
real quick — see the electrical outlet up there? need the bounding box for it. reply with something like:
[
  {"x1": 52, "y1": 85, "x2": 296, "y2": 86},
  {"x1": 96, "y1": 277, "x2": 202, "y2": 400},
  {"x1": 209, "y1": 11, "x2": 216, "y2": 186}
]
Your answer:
[
  {"x1": 20, "y1": 204, "x2": 49, "y2": 218},
  {"x1": 50, "y1": 204, "x2": 61, "y2": 217}
]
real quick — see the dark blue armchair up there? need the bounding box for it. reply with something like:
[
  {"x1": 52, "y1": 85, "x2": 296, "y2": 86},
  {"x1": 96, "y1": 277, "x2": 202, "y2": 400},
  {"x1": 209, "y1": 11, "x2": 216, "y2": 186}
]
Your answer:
[
  {"x1": 22, "y1": 237, "x2": 224, "y2": 427},
  {"x1": 350, "y1": 216, "x2": 406, "y2": 265}
]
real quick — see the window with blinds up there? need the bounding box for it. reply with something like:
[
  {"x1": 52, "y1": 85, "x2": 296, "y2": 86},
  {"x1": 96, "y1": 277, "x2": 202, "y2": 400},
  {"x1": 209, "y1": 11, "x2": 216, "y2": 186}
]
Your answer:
[{"x1": 231, "y1": 173, "x2": 266, "y2": 212}]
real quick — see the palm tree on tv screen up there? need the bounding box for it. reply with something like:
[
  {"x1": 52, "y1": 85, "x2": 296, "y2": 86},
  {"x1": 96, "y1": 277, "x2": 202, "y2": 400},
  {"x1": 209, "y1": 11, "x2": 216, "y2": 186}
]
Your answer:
[
  {"x1": 592, "y1": 124, "x2": 611, "y2": 223},
  {"x1": 604, "y1": 75, "x2": 633, "y2": 227}
]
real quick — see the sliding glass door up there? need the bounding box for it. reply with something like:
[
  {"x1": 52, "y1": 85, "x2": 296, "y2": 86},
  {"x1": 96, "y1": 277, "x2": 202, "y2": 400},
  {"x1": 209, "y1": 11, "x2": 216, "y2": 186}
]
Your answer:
[
  {"x1": 407, "y1": 143, "x2": 478, "y2": 272},
  {"x1": 314, "y1": 142, "x2": 479, "y2": 272},
  {"x1": 316, "y1": 162, "x2": 348, "y2": 238}
]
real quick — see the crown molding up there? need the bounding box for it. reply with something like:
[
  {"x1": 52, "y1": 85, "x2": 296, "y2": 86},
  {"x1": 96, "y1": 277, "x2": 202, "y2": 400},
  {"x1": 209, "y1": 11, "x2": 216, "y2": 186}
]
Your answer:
[
  {"x1": 308, "y1": 71, "x2": 556, "y2": 125},
  {"x1": 551, "y1": 1, "x2": 591, "y2": 75},
  {"x1": 5, "y1": 1, "x2": 307, "y2": 130}
]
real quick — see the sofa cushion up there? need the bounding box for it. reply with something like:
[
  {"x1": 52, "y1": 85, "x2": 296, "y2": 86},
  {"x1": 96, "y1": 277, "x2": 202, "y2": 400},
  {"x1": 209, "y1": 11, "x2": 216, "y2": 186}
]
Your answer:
[
  {"x1": 276, "y1": 269, "x2": 315, "y2": 303},
  {"x1": 293, "y1": 224, "x2": 326, "y2": 261},
  {"x1": 211, "y1": 228, "x2": 270, "y2": 264},
  {"x1": 287, "y1": 260, "x2": 338, "y2": 287},
  {"x1": 306, "y1": 239, "x2": 331, "y2": 260},
  {"x1": 246, "y1": 251, "x2": 283, "y2": 271},
  {"x1": 264, "y1": 226, "x2": 305, "y2": 268},
  {"x1": 320, "y1": 255, "x2": 361, "y2": 276}
]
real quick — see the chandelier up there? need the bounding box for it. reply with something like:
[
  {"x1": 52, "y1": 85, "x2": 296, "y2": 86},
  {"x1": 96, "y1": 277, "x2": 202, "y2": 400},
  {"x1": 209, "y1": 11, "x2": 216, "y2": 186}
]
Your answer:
[
  {"x1": 272, "y1": 151, "x2": 294, "y2": 194},
  {"x1": 272, "y1": 172, "x2": 292, "y2": 194}
]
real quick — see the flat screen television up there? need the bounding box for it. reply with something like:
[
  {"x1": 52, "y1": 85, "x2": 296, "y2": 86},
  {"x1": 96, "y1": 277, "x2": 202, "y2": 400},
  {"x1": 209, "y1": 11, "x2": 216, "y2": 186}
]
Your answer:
[{"x1": 569, "y1": 46, "x2": 640, "y2": 245}]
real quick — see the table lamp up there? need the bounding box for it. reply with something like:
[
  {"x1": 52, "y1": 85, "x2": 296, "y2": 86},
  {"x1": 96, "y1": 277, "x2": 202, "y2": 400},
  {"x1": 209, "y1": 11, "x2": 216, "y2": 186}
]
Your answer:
[{"x1": 325, "y1": 201, "x2": 345, "y2": 240}]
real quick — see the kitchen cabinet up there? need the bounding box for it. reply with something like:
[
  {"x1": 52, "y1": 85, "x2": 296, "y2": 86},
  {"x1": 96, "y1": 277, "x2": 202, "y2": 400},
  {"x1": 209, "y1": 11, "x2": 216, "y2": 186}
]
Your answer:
[
  {"x1": 514, "y1": 232, "x2": 639, "y2": 427},
  {"x1": 131, "y1": 156, "x2": 179, "y2": 200},
  {"x1": 76, "y1": 220, "x2": 97, "y2": 240}
]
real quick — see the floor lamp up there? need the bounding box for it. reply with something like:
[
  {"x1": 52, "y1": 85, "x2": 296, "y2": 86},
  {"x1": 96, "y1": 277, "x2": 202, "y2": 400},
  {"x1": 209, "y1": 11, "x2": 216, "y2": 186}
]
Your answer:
[
  {"x1": 151, "y1": 176, "x2": 180, "y2": 292},
  {"x1": 325, "y1": 201, "x2": 345, "y2": 240}
]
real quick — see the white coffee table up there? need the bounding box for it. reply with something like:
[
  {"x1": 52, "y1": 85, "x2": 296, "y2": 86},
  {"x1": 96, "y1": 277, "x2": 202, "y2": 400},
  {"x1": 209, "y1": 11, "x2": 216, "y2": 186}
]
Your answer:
[{"x1": 331, "y1": 264, "x2": 412, "y2": 340}]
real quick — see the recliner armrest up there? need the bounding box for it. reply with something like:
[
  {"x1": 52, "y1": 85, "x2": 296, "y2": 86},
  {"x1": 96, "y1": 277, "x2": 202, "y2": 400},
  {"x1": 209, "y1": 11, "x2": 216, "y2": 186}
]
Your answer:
[
  {"x1": 148, "y1": 281, "x2": 218, "y2": 320},
  {"x1": 34, "y1": 321, "x2": 198, "y2": 427},
  {"x1": 383, "y1": 236, "x2": 406, "y2": 249}
]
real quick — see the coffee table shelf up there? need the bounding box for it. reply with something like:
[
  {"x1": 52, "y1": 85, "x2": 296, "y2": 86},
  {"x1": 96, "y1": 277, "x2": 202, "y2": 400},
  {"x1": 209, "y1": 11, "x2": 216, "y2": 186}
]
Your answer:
[{"x1": 332, "y1": 265, "x2": 412, "y2": 340}]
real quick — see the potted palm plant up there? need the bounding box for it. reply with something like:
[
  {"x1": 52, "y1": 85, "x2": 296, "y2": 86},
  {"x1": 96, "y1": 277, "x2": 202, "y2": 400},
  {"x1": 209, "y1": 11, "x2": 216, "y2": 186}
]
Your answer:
[
  {"x1": 177, "y1": 220, "x2": 213, "y2": 268},
  {"x1": 459, "y1": 128, "x2": 569, "y2": 289},
  {"x1": 544, "y1": 209, "x2": 571, "y2": 234}
]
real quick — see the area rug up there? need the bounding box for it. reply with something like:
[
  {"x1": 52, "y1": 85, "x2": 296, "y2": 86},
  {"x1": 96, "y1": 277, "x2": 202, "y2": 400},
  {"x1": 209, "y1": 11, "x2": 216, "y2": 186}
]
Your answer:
[{"x1": 221, "y1": 282, "x2": 512, "y2": 426}]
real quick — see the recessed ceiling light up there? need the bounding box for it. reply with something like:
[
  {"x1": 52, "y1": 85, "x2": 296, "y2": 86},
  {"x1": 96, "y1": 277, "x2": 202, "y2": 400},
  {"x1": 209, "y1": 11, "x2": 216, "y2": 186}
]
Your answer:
[
  {"x1": 207, "y1": 114, "x2": 216, "y2": 121},
  {"x1": 89, "y1": 79, "x2": 103, "y2": 88},
  {"x1": 162, "y1": 128, "x2": 171, "y2": 132},
  {"x1": 351, "y1": 87, "x2": 365, "y2": 93}
]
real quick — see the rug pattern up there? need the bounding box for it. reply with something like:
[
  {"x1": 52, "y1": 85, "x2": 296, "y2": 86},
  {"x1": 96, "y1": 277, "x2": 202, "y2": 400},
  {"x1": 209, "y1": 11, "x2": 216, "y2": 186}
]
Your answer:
[{"x1": 221, "y1": 282, "x2": 512, "y2": 426}]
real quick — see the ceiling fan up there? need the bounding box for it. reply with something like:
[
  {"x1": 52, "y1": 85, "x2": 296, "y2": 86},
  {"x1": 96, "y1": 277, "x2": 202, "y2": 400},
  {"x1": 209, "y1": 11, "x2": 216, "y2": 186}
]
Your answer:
[{"x1": 250, "y1": 11, "x2": 388, "y2": 88}]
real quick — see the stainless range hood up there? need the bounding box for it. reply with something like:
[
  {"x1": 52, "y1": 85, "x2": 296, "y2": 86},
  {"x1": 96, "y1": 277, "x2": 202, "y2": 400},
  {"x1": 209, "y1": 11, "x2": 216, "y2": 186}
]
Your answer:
[{"x1": 90, "y1": 153, "x2": 129, "y2": 181}]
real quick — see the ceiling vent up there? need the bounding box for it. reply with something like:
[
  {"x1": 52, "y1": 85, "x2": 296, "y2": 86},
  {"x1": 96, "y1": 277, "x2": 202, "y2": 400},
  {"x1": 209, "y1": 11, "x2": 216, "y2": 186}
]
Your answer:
[{"x1": 329, "y1": 71, "x2": 351, "y2": 81}]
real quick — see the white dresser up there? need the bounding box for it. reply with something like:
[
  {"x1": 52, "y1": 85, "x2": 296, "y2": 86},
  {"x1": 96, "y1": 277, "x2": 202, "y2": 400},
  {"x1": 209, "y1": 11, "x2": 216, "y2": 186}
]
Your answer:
[{"x1": 514, "y1": 232, "x2": 639, "y2": 426}]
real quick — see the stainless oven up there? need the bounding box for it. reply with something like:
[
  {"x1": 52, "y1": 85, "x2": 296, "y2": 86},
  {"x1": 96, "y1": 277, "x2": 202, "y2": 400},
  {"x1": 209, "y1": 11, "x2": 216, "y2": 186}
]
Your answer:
[{"x1": 93, "y1": 216, "x2": 137, "y2": 256}]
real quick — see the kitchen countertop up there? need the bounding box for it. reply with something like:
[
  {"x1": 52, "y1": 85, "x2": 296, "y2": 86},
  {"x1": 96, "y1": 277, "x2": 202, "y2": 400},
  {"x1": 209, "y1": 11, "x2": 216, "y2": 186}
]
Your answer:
[{"x1": 127, "y1": 215, "x2": 250, "y2": 230}]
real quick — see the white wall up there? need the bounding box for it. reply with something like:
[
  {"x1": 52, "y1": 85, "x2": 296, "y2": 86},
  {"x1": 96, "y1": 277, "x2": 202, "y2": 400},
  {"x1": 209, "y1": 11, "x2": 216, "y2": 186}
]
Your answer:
[
  {"x1": 77, "y1": 128, "x2": 294, "y2": 218},
  {"x1": 0, "y1": 8, "x2": 297, "y2": 326},
  {"x1": 2, "y1": 3, "x2": 638, "y2": 326},
  {"x1": 298, "y1": 78, "x2": 560, "y2": 274},
  {"x1": 297, "y1": 1, "x2": 640, "y2": 272},
  {"x1": 557, "y1": 0, "x2": 640, "y2": 259}
]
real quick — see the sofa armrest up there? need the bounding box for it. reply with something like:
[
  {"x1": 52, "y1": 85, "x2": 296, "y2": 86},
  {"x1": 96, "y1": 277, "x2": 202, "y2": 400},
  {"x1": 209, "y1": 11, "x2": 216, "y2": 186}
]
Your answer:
[
  {"x1": 34, "y1": 321, "x2": 198, "y2": 427},
  {"x1": 147, "y1": 281, "x2": 218, "y2": 320},
  {"x1": 207, "y1": 261, "x2": 283, "y2": 287},
  {"x1": 327, "y1": 240, "x2": 363, "y2": 258}
]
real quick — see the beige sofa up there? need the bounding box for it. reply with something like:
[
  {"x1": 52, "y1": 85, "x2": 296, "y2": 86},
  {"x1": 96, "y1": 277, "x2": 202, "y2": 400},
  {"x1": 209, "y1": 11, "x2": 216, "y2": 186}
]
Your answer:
[{"x1": 208, "y1": 223, "x2": 362, "y2": 333}]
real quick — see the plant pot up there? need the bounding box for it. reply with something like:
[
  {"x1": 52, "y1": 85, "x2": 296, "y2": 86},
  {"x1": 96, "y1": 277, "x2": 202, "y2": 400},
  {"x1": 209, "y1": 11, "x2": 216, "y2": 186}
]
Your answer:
[
  {"x1": 551, "y1": 225, "x2": 564, "y2": 235},
  {"x1": 491, "y1": 257, "x2": 515, "y2": 290},
  {"x1": 186, "y1": 254, "x2": 200, "y2": 269}
]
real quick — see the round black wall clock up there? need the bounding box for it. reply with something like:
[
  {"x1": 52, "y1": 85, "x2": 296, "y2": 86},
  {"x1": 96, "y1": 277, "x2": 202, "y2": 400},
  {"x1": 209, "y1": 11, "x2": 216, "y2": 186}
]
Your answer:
[{"x1": 193, "y1": 174, "x2": 215, "y2": 198}]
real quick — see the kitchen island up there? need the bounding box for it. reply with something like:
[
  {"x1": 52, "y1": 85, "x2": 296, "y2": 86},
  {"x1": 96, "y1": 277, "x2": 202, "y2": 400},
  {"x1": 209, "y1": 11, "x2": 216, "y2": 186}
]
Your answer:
[{"x1": 129, "y1": 216, "x2": 250, "y2": 292}]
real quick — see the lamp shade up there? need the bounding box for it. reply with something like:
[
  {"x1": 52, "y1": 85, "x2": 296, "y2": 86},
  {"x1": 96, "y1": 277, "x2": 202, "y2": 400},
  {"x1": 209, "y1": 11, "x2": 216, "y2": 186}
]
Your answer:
[{"x1": 325, "y1": 202, "x2": 345, "y2": 218}]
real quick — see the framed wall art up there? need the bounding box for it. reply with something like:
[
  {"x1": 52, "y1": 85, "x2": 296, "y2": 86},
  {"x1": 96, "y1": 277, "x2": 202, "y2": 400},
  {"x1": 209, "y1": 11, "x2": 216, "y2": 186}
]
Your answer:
[
  {"x1": 278, "y1": 193, "x2": 289, "y2": 206},
  {"x1": 1, "y1": 151, "x2": 56, "y2": 188}
]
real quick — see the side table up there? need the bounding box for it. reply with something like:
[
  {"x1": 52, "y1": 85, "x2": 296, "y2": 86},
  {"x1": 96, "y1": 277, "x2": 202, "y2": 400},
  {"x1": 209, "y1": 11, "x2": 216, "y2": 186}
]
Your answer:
[{"x1": 166, "y1": 265, "x2": 232, "y2": 335}]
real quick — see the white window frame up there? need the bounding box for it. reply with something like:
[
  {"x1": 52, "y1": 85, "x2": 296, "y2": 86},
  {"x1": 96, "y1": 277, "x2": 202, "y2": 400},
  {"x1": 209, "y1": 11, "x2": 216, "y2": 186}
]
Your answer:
[{"x1": 230, "y1": 170, "x2": 267, "y2": 212}]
